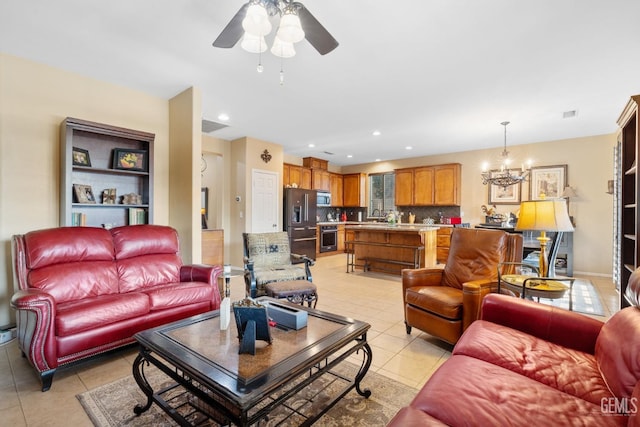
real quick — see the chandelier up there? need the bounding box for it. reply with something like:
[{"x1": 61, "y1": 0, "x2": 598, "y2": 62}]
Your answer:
[{"x1": 481, "y1": 121, "x2": 531, "y2": 188}]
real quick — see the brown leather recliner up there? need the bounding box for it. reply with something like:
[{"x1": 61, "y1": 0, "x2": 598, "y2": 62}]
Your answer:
[{"x1": 402, "y1": 227, "x2": 523, "y2": 345}]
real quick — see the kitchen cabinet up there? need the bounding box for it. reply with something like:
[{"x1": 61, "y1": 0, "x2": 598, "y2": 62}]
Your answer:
[
  {"x1": 60, "y1": 117, "x2": 154, "y2": 227},
  {"x1": 436, "y1": 227, "x2": 453, "y2": 264},
  {"x1": 617, "y1": 94, "x2": 640, "y2": 308},
  {"x1": 395, "y1": 163, "x2": 461, "y2": 206},
  {"x1": 395, "y1": 168, "x2": 414, "y2": 206},
  {"x1": 337, "y1": 224, "x2": 346, "y2": 252},
  {"x1": 312, "y1": 168, "x2": 330, "y2": 191},
  {"x1": 283, "y1": 163, "x2": 311, "y2": 189},
  {"x1": 303, "y1": 157, "x2": 328, "y2": 170},
  {"x1": 330, "y1": 173, "x2": 344, "y2": 206},
  {"x1": 343, "y1": 173, "x2": 368, "y2": 207}
]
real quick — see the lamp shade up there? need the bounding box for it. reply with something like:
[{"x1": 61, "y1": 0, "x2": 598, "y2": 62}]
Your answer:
[
  {"x1": 277, "y1": 12, "x2": 305, "y2": 43},
  {"x1": 271, "y1": 35, "x2": 296, "y2": 58},
  {"x1": 515, "y1": 199, "x2": 574, "y2": 232},
  {"x1": 242, "y1": 3, "x2": 272, "y2": 36},
  {"x1": 240, "y1": 32, "x2": 267, "y2": 53}
]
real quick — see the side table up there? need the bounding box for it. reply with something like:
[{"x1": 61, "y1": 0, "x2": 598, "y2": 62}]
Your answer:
[{"x1": 499, "y1": 273, "x2": 576, "y2": 311}]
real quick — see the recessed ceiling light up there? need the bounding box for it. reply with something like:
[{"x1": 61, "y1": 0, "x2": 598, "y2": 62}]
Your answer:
[
  {"x1": 375, "y1": 158, "x2": 381, "y2": 162},
  {"x1": 372, "y1": 130, "x2": 381, "y2": 136},
  {"x1": 217, "y1": 113, "x2": 230, "y2": 121},
  {"x1": 406, "y1": 146, "x2": 413, "y2": 150},
  {"x1": 308, "y1": 143, "x2": 315, "y2": 148},
  {"x1": 347, "y1": 154, "x2": 353, "y2": 158}
]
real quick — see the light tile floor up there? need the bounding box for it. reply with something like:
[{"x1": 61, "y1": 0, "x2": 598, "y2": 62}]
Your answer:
[{"x1": 0, "y1": 253, "x2": 620, "y2": 426}]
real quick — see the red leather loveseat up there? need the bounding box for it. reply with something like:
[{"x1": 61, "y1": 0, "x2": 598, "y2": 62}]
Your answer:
[
  {"x1": 388, "y1": 271, "x2": 640, "y2": 426},
  {"x1": 11, "y1": 224, "x2": 222, "y2": 391}
]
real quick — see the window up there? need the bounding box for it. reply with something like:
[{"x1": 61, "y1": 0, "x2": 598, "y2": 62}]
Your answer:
[{"x1": 369, "y1": 172, "x2": 396, "y2": 218}]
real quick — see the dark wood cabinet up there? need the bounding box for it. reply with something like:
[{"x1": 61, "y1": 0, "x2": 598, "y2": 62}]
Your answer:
[
  {"x1": 60, "y1": 117, "x2": 154, "y2": 228},
  {"x1": 617, "y1": 95, "x2": 640, "y2": 309}
]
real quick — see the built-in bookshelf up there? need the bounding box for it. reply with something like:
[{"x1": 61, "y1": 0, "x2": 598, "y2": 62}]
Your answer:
[
  {"x1": 60, "y1": 117, "x2": 154, "y2": 228},
  {"x1": 617, "y1": 95, "x2": 640, "y2": 309}
]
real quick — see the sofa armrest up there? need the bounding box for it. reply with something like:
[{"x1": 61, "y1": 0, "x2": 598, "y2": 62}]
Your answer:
[
  {"x1": 481, "y1": 293, "x2": 604, "y2": 354},
  {"x1": 10, "y1": 289, "x2": 58, "y2": 376},
  {"x1": 180, "y1": 264, "x2": 223, "y2": 308},
  {"x1": 462, "y1": 279, "x2": 496, "y2": 331}
]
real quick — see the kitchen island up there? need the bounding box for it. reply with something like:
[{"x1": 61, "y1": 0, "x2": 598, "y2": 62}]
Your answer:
[{"x1": 345, "y1": 224, "x2": 439, "y2": 275}]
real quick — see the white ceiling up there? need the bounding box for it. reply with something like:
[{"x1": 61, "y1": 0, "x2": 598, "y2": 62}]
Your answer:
[{"x1": 2, "y1": 0, "x2": 640, "y2": 166}]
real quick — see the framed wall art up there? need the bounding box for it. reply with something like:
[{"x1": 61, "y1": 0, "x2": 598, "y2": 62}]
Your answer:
[
  {"x1": 73, "y1": 184, "x2": 96, "y2": 204},
  {"x1": 112, "y1": 148, "x2": 148, "y2": 172},
  {"x1": 72, "y1": 147, "x2": 91, "y2": 167},
  {"x1": 529, "y1": 165, "x2": 567, "y2": 200},
  {"x1": 488, "y1": 171, "x2": 522, "y2": 205}
]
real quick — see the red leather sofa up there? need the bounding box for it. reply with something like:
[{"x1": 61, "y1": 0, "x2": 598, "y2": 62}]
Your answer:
[
  {"x1": 11, "y1": 225, "x2": 222, "y2": 391},
  {"x1": 388, "y1": 271, "x2": 640, "y2": 426}
]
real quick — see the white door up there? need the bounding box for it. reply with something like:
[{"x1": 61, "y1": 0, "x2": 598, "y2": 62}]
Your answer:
[{"x1": 251, "y1": 169, "x2": 279, "y2": 232}]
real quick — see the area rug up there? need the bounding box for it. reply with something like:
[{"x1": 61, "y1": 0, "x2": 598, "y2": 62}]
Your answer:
[
  {"x1": 77, "y1": 361, "x2": 417, "y2": 426},
  {"x1": 535, "y1": 278, "x2": 606, "y2": 316}
]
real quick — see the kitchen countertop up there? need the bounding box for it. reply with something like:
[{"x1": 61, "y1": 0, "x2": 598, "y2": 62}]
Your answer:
[{"x1": 317, "y1": 221, "x2": 452, "y2": 228}]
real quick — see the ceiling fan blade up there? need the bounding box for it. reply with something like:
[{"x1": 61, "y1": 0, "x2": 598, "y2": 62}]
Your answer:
[
  {"x1": 213, "y1": 3, "x2": 249, "y2": 48},
  {"x1": 298, "y1": 6, "x2": 339, "y2": 55}
]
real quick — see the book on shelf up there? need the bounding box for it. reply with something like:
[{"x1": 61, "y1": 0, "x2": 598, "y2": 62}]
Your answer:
[
  {"x1": 71, "y1": 212, "x2": 86, "y2": 226},
  {"x1": 128, "y1": 208, "x2": 146, "y2": 225}
]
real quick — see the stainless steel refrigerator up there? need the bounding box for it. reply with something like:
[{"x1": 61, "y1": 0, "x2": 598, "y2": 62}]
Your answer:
[{"x1": 284, "y1": 188, "x2": 317, "y2": 261}]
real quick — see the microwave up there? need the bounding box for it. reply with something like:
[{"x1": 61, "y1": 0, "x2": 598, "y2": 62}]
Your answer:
[{"x1": 317, "y1": 191, "x2": 332, "y2": 207}]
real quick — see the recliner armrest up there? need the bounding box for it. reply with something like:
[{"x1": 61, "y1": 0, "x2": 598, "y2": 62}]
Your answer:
[
  {"x1": 180, "y1": 264, "x2": 223, "y2": 308},
  {"x1": 461, "y1": 279, "x2": 497, "y2": 331},
  {"x1": 481, "y1": 293, "x2": 604, "y2": 354}
]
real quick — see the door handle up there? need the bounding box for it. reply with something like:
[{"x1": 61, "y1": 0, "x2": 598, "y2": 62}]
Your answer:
[{"x1": 294, "y1": 237, "x2": 317, "y2": 242}]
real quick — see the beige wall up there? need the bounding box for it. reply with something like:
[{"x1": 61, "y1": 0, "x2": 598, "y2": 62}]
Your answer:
[
  {"x1": 341, "y1": 133, "x2": 616, "y2": 276},
  {"x1": 0, "y1": 53, "x2": 171, "y2": 326},
  {"x1": 168, "y1": 87, "x2": 202, "y2": 264},
  {"x1": 229, "y1": 137, "x2": 283, "y2": 267}
]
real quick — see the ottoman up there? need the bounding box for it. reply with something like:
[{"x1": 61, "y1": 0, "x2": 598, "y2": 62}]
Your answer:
[{"x1": 265, "y1": 280, "x2": 318, "y2": 308}]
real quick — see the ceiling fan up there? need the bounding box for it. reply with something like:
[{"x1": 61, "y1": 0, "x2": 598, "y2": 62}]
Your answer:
[{"x1": 213, "y1": 0, "x2": 339, "y2": 56}]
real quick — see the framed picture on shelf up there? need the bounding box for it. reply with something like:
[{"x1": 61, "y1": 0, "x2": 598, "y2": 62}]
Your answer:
[
  {"x1": 529, "y1": 165, "x2": 567, "y2": 200},
  {"x1": 112, "y1": 148, "x2": 148, "y2": 172},
  {"x1": 72, "y1": 147, "x2": 91, "y2": 167},
  {"x1": 488, "y1": 171, "x2": 521, "y2": 205},
  {"x1": 73, "y1": 184, "x2": 96, "y2": 204}
]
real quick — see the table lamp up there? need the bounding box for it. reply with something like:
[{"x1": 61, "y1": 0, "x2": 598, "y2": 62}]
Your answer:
[{"x1": 515, "y1": 197, "x2": 574, "y2": 277}]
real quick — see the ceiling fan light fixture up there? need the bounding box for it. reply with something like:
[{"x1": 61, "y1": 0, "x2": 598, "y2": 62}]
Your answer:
[
  {"x1": 242, "y1": 2, "x2": 272, "y2": 36},
  {"x1": 240, "y1": 32, "x2": 267, "y2": 53},
  {"x1": 277, "y1": 11, "x2": 305, "y2": 43},
  {"x1": 271, "y1": 35, "x2": 296, "y2": 58}
]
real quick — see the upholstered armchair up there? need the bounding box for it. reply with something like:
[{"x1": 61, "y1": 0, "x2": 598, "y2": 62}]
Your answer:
[
  {"x1": 402, "y1": 227, "x2": 523, "y2": 345},
  {"x1": 243, "y1": 232, "x2": 314, "y2": 298}
]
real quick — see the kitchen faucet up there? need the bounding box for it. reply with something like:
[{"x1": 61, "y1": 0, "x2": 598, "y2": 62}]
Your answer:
[{"x1": 371, "y1": 209, "x2": 380, "y2": 220}]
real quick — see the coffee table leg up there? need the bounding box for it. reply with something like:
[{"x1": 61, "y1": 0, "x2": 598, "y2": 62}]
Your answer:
[
  {"x1": 132, "y1": 352, "x2": 154, "y2": 415},
  {"x1": 354, "y1": 342, "x2": 373, "y2": 398}
]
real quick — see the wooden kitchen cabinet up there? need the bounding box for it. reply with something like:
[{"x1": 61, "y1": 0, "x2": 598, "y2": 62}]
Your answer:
[
  {"x1": 394, "y1": 168, "x2": 414, "y2": 206},
  {"x1": 395, "y1": 163, "x2": 460, "y2": 206},
  {"x1": 337, "y1": 224, "x2": 346, "y2": 252},
  {"x1": 283, "y1": 163, "x2": 311, "y2": 189},
  {"x1": 330, "y1": 173, "x2": 343, "y2": 206},
  {"x1": 312, "y1": 168, "x2": 330, "y2": 191},
  {"x1": 343, "y1": 173, "x2": 367, "y2": 207},
  {"x1": 303, "y1": 157, "x2": 328, "y2": 170},
  {"x1": 433, "y1": 163, "x2": 461, "y2": 205},
  {"x1": 436, "y1": 226, "x2": 453, "y2": 264},
  {"x1": 414, "y1": 167, "x2": 435, "y2": 205}
]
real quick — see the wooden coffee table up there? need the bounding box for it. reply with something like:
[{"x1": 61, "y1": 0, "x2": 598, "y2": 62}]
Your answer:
[{"x1": 132, "y1": 297, "x2": 372, "y2": 426}]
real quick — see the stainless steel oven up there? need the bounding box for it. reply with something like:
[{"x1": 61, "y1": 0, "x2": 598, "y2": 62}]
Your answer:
[{"x1": 320, "y1": 224, "x2": 338, "y2": 252}]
